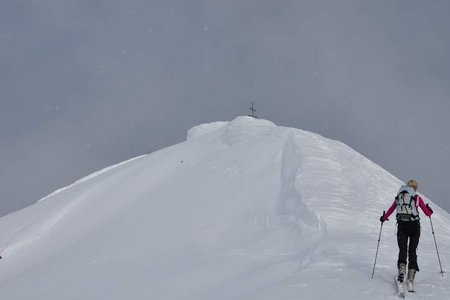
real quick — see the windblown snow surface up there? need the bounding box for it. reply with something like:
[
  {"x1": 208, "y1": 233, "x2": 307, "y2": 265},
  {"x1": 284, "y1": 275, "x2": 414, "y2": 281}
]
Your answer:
[{"x1": 0, "y1": 116, "x2": 448, "y2": 300}]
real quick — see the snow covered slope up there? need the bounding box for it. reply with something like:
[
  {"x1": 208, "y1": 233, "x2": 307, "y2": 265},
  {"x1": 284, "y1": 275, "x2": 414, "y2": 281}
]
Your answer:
[{"x1": 0, "y1": 116, "x2": 448, "y2": 299}]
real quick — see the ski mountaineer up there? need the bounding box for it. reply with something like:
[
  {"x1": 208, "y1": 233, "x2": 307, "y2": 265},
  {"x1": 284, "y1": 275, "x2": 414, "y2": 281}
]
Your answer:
[{"x1": 380, "y1": 179, "x2": 433, "y2": 291}]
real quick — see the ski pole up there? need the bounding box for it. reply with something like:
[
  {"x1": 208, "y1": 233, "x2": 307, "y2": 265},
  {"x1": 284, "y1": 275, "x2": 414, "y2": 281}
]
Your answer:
[
  {"x1": 429, "y1": 216, "x2": 444, "y2": 277},
  {"x1": 371, "y1": 211, "x2": 385, "y2": 279}
]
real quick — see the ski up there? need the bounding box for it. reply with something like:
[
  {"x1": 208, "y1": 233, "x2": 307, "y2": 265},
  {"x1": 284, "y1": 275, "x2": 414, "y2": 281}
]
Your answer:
[{"x1": 394, "y1": 275, "x2": 405, "y2": 298}]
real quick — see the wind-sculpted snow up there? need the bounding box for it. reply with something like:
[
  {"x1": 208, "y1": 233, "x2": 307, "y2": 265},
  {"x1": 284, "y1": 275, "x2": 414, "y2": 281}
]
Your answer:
[
  {"x1": 0, "y1": 116, "x2": 449, "y2": 299},
  {"x1": 222, "y1": 117, "x2": 277, "y2": 146},
  {"x1": 186, "y1": 121, "x2": 228, "y2": 140}
]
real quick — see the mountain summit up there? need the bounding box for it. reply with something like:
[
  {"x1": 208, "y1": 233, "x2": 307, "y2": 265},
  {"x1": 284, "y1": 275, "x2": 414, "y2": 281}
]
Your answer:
[{"x1": 0, "y1": 116, "x2": 448, "y2": 299}]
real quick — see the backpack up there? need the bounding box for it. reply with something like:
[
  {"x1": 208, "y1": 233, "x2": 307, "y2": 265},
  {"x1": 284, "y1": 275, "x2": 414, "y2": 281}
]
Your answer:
[{"x1": 395, "y1": 185, "x2": 420, "y2": 221}]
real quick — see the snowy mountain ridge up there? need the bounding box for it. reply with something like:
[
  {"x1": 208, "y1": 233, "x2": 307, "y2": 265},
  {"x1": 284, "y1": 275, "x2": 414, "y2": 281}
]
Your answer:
[{"x1": 0, "y1": 116, "x2": 448, "y2": 299}]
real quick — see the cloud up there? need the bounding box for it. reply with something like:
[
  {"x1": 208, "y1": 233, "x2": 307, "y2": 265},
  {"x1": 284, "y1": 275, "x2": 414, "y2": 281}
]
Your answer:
[{"x1": 1, "y1": 0, "x2": 450, "y2": 215}]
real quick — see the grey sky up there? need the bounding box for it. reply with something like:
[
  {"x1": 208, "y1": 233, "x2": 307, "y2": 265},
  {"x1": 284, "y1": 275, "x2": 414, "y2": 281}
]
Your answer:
[{"x1": 1, "y1": 0, "x2": 450, "y2": 216}]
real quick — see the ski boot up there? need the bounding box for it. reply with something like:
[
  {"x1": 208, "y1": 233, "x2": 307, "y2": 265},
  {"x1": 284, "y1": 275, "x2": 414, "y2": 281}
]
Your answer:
[
  {"x1": 407, "y1": 269, "x2": 416, "y2": 292},
  {"x1": 398, "y1": 263, "x2": 406, "y2": 282}
]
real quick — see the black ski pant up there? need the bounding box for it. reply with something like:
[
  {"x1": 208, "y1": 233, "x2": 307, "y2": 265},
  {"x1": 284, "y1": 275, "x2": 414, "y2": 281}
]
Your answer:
[{"x1": 397, "y1": 220, "x2": 421, "y2": 271}]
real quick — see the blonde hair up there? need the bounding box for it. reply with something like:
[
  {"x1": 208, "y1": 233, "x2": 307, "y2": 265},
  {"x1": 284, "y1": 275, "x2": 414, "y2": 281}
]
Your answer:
[{"x1": 407, "y1": 179, "x2": 419, "y2": 190}]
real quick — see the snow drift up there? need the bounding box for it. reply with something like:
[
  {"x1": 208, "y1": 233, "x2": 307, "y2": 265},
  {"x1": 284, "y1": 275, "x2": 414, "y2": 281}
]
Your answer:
[{"x1": 0, "y1": 116, "x2": 448, "y2": 299}]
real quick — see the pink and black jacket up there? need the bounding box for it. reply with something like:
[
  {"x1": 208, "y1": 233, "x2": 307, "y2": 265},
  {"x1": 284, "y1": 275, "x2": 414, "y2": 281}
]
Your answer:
[{"x1": 382, "y1": 193, "x2": 433, "y2": 222}]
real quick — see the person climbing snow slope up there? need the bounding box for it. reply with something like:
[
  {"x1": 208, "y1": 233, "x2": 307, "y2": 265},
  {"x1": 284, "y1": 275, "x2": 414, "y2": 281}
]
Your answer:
[{"x1": 380, "y1": 179, "x2": 433, "y2": 292}]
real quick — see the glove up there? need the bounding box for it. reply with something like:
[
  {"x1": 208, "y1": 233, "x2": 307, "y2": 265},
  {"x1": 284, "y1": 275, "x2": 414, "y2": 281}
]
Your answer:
[
  {"x1": 426, "y1": 203, "x2": 434, "y2": 214},
  {"x1": 380, "y1": 211, "x2": 388, "y2": 223}
]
